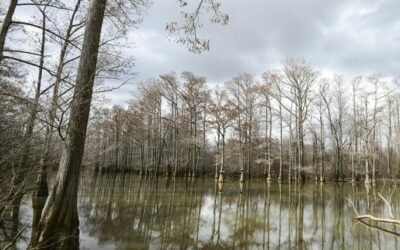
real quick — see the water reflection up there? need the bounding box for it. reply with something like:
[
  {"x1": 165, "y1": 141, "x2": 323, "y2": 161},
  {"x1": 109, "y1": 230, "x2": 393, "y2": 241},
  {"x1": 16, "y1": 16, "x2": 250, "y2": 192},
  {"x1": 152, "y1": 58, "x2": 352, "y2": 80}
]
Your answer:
[
  {"x1": 0, "y1": 199, "x2": 22, "y2": 250},
  {"x1": 3, "y1": 174, "x2": 400, "y2": 249},
  {"x1": 77, "y1": 175, "x2": 400, "y2": 249}
]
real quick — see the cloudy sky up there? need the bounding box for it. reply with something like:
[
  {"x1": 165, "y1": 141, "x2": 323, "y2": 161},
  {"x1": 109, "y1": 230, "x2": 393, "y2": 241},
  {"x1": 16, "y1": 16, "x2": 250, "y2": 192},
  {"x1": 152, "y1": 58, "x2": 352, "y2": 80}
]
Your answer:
[
  {"x1": 6, "y1": 0, "x2": 400, "y2": 105},
  {"x1": 105, "y1": 0, "x2": 400, "y2": 105}
]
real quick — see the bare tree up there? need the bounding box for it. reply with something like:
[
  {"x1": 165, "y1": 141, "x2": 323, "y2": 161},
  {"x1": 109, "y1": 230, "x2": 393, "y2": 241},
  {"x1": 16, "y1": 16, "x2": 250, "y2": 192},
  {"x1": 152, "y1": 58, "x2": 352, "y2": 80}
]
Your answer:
[
  {"x1": 260, "y1": 72, "x2": 275, "y2": 182},
  {"x1": 15, "y1": 2, "x2": 50, "y2": 204},
  {"x1": 29, "y1": 0, "x2": 107, "y2": 247},
  {"x1": 320, "y1": 76, "x2": 347, "y2": 182},
  {"x1": 207, "y1": 87, "x2": 235, "y2": 182},
  {"x1": 350, "y1": 76, "x2": 361, "y2": 182},
  {"x1": 34, "y1": 0, "x2": 83, "y2": 198},
  {"x1": 317, "y1": 82, "x2": 327, "y2": 182},
  {"x1": 226, "y1": 73, "x2": 259, "y2": 181},
  {"x1": 281, "y1": 57, "x2": 318, "y2": 181}
]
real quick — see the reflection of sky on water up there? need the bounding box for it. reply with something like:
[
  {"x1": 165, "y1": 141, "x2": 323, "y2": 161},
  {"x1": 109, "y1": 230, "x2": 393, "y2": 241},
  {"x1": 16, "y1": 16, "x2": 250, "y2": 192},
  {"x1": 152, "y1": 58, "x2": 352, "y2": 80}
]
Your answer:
[{"x1": 12, "y1": 174, "x2": 400, "y2": 249}]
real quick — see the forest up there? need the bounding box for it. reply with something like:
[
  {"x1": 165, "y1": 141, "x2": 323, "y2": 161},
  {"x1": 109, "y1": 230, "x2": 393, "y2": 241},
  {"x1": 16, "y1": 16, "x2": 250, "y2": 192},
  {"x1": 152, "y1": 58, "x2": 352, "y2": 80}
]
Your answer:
[
  {"x1": 83, "y1": 64, "x2": 400, "y2": 185},
  {"x1": 1, "y1": 0, "x2": 400, "y2": 249}
]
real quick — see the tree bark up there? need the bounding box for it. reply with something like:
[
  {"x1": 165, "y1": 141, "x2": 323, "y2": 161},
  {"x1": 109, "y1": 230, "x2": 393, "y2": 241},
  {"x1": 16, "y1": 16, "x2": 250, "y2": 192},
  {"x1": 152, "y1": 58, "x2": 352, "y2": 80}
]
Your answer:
[
  {"x1": 319, "y1": 107, "x2": 325, "y2": 182},
  {"x1": 0, "y1": 0, "x2": 18, "y2": 62},
  {"x1": 267, "y1": 100, "x2": 272, "y2": 182},
  {"x1": 218, "y1": 128, "x2": 225, "y2": 183},
  {"x1": 278, "y1": 93, "x2": 283, "y2": 182},
  {"x1": 29, "y1": 0, "x2": 107, "y2": 248}
]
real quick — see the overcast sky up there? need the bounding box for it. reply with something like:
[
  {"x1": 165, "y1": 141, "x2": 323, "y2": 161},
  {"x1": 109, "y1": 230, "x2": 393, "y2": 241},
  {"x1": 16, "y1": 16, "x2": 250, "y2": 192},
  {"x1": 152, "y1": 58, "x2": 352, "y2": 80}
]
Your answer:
[
  {"x1": 105, "y1": 0, "x2": 400, "y2": 105},
  {"x1": 6, "y1": 0, "x2": 400, "y2": 105}
]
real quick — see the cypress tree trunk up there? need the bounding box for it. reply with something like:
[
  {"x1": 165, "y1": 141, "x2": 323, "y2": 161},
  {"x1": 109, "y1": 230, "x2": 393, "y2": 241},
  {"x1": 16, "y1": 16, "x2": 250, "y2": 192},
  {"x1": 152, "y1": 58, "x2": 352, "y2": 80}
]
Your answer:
[
  {"x1": 29, "y1": 0, "x2": 107, "y2": 248},
  {"x1": 319, "y1": 109, "x2": 325, "y2": 182},
  {"x1": 0, "y1": 0, "x2": 18, "y2": 61},
  {"x1": 278, "y1": 94, "x2": 283, "y2": 182}
]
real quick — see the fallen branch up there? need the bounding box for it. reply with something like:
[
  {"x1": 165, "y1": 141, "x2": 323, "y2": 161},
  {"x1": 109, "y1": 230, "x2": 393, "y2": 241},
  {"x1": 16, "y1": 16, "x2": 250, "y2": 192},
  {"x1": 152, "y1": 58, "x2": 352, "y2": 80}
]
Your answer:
[
  {"x1": 346, "y1": 194, "x2": 400, "y2": 227},
  {"x1": 355, "y1": 214, "x2": 400, "y2": 225},
  {"x1": 357, "y1": 220, "x2": 400, "y2": 237}
]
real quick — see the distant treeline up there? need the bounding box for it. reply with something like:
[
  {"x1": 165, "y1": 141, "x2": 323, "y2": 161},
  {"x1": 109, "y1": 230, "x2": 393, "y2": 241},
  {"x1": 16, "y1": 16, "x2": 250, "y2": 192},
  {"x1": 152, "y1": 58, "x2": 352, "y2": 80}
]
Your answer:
[{"x1": 82, "y1": 58, "x2": 400, "y2": 183}]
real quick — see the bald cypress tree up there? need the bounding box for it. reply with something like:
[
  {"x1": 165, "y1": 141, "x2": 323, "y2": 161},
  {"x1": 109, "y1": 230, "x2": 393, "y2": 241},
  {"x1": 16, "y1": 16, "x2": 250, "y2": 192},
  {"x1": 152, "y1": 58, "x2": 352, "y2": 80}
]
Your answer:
[{"x1": 29, "y1": 0, "x2": 107, "y2": 248}]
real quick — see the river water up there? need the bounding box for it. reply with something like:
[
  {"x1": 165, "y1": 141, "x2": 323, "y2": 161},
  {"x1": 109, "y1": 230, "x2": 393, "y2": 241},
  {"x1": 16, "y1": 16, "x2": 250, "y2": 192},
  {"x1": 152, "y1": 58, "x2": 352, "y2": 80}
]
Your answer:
[{"x1": 10, "y1": 173, "x2": 400, "y2": 249}]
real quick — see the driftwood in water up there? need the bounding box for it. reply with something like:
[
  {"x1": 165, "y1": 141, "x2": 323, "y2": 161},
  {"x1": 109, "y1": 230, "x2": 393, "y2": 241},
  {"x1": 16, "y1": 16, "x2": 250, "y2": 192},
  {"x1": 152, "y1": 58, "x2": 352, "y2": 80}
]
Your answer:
[
  {"x1": 347, "y1": 192, "x2": 400, "y2": 227},
  {"x1": 355, "y1": 214, "x2": 400, "y2": 225}
]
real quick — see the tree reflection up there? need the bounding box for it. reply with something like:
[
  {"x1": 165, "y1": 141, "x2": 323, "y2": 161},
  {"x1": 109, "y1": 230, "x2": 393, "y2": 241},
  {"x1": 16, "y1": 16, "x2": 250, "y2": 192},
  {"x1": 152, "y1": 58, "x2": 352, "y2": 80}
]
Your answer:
[
  {"x1": 1, "y1": 198, "x2": 23, "y2": 250},
  {"x1": 24, "y1": 173, "x2": 399, "y2": 249}
]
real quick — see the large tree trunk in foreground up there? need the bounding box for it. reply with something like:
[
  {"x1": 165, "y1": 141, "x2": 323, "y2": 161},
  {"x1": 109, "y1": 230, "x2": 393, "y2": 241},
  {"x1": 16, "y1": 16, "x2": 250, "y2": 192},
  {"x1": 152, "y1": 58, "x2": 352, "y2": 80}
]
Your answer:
[
  {"x1": 29, "y1": 0, "x2": 107, "y2": 248},
  {"x1": 0, "y1": 0, "x2": 18, "y2": 62}
]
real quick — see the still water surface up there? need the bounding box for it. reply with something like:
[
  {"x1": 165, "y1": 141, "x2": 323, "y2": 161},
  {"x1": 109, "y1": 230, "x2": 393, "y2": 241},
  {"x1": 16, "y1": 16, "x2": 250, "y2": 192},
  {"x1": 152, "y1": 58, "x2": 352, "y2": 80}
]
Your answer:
[{"x1": 14, "y1": 173, "x2": 400, "y2": 249}]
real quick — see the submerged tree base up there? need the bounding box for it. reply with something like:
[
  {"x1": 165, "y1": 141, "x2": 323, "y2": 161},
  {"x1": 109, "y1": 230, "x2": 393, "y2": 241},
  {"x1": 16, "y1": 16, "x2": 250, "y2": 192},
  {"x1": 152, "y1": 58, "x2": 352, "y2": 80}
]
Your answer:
[{"x1": 33, "y1": 174, "x2": 49, "y2": 198}]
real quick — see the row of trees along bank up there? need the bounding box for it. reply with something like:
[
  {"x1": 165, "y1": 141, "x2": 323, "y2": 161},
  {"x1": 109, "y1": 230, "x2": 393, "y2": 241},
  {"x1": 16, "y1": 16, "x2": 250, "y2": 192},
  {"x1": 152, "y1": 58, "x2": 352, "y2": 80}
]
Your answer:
[{"x1": 83, "y1": 58, "x2": 400, "y2": 184}]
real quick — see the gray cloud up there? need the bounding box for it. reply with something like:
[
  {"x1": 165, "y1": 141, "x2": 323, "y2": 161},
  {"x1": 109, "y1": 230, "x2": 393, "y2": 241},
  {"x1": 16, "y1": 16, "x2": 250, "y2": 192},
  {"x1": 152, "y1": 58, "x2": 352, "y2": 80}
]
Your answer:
[
  {"x1": 121, "y1": 0, "x2": 400, "y2": 95},
  {"x1": 7, "y1": 0, "x2": 399, "y2": 105}
]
